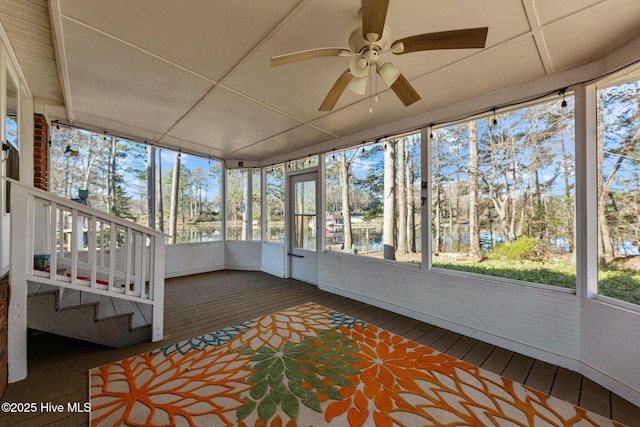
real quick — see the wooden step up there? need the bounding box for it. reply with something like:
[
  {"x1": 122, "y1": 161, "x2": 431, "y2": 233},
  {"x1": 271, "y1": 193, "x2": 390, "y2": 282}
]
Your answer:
[{"x1": 27, "y1": 285, "x2": 151, "y2": 348}]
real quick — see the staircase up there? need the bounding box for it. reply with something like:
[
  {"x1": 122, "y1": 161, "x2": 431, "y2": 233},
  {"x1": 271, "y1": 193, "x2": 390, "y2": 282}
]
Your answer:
[
  {"x1": 6, "y1": 178, "x2": 166, "y2": 382},
  {"x1": 27, "y1": 283, "x2": 151, "y2": 347}
]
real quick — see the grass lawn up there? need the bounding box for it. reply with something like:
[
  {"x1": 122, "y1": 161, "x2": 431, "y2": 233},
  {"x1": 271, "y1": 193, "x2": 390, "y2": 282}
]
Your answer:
[{"x1": 432, "y1": 258, "x2": 640, "y2": 306}]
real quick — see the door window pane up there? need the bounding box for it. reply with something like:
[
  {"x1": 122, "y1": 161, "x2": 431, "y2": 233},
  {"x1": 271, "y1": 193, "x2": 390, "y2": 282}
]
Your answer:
[{"x1": 293, "y1": 180, "x2": 316, "y2": 251}]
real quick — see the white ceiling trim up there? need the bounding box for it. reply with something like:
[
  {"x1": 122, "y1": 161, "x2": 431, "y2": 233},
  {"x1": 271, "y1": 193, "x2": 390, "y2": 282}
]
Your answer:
[
  {"x1": 522, "y1": 0, "x2": 554, "y2": 73},
  {"x1": 49, "y1": 0, "x2": 75, "y2": 121}
]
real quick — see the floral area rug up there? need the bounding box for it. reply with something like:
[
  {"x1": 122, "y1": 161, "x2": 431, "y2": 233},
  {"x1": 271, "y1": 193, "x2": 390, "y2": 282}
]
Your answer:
[{"x1": 89, "y1": 302, "x2": 625, "y2": 426}]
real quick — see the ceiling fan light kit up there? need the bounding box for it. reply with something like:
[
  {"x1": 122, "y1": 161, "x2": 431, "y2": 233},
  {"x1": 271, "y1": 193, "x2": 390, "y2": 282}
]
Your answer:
[
  {"x1": 348, "y1": 76, "x2": 369, "y2": 95},
  {"x1": 378, "y1": 61, "x2": 401, "y2": 86},
  {"x1": 271, "y1": 0, "x2": 488, "y2": 111}
]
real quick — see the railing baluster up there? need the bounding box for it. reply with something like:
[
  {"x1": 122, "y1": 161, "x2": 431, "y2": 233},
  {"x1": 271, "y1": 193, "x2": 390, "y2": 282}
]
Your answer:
[
  {"x1": 133, "y1": 232, "x2": 143, "y2": 297},
  {"x1": 148, "y1": 236, "x2": 155, "y2": 300},
  {"x1": 89, "y1": 216, "x2": 98, "y2": 288},
  {"x1": 99, "y1": 220, "x2": 105, "y2": 267},
  {"x1": 109, "y1": 221, "x2": 116, "y2": 292},
  {"x1": 50, "y1": 202, "x2": 58, "y2": 279},
  {"x1": 140, "y1": 234, "x2": 149, "y2": 299},
  {"x1": 124, "y1": 228, "x2": 132, "y2": 294},
  {"x1": 70, "y1": 208, "x2": 79, "y2": 285},
  {"x1": 57, "y1": 206, "x2": 64, "y2": 260}
]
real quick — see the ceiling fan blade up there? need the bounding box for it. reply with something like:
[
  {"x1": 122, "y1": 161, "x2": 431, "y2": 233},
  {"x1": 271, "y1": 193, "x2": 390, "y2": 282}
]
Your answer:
[
  {"x1": 319, "y1": 69, "x2": 353, "y2": 111},
  {"x1": 392, "y1": 27, "x2": 488, "y2": 54},
  {"x1": 271, "y1": 47, "x2": 349, "y2": 67},
  {"x1": 387, "y1": 73, "x2": 421, "y2": 107},
  {"x1": 361, "y1": 0, "x2": 389, "y2": 41}
]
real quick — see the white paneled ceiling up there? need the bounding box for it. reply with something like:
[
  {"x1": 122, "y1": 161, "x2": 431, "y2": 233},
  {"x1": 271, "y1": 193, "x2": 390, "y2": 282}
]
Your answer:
[{"x1": 2, "y1": 0, "x2": 640, "y2": 163}]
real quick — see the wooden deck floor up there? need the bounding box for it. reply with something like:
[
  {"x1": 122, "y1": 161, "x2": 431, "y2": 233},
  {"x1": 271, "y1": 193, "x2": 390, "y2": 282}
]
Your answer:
[{"x1": 1, "y1": 270, "x2": 639, "y2": 426}]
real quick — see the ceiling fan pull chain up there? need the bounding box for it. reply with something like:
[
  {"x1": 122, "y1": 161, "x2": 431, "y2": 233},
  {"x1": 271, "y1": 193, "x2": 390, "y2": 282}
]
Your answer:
[{"x1": 375, "y1": 68, "x2": 379, "y2": 103}]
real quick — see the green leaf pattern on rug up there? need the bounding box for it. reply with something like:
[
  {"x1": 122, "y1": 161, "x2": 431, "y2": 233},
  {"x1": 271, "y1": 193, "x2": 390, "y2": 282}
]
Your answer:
[{"x1": 236, "y1": 329, "x2": 364, "y2": 423}]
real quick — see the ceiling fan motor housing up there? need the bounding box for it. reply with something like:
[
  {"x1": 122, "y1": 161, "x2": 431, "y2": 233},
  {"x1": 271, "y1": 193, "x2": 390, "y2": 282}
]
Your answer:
[{"x1": 349, "y1": 26, "x2": 392, "y2": 55}]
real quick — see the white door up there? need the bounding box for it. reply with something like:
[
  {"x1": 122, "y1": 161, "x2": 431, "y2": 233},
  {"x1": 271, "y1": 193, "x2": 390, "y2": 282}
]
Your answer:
[{"x1": 289, "y1": 172, "x2": 318, "y2": 284}]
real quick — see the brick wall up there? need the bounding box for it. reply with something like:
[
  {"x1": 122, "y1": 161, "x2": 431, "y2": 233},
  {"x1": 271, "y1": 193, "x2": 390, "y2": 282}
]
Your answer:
[
  {"x1": 33, "y1": 113, "x2": 48, "y2": 190},
  {"x1": 0, "y1": 274, "x2": 8, "y2": 398}
]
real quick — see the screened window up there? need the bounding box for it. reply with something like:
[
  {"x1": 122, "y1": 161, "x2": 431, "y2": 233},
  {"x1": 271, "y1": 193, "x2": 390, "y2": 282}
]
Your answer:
[
  {"x1": 597, "y1": 75, "x2": 640, "y2": 306},
  {"x1": 431, "y1": 97, "x2": 576, "y2": 288},
  {"x1": 156, "y1": 149, "x2": 222, "y2": 243},
  {"x1": 324, "y1": 132, "x2": 422, "y2": 264},
  {"x1": 49, "y1": 129, "x2": 223, "y2": 244},
  {"x1": 252, "y1": 169, "x2": 262, "y2": 240},
  {"x1": 50, "y1": 127, "x2": 148, "y2": 223},
  {"x1": 225, "y1": 168, "x2": 260, "y2": 241},
  {"x1": 265, "y1": 165, "x2": 285, "y2": 243},
  {"x1": 288, "y1": 155, "x2": 318, "y2": 171},
  {"x1": 226, "y1": 169, "x2": 248, "y2": 241}
]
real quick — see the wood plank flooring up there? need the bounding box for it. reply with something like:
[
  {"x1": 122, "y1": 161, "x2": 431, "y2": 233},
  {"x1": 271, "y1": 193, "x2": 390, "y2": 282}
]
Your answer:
[{"x1": 1, "y1": 270, "x2": 639, "y2": 426}]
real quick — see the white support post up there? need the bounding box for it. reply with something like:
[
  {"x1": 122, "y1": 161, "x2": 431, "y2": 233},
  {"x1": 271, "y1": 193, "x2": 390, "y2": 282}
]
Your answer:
[
  {"x1": 151, "y1": 235, "x2": 164, "y2": 342},
  {"x1": 8, "y1": 183, "x2": 30, "y2": 382},
  {"x1": 575, "y1": 84, "x2": 599, "y2": 299}
]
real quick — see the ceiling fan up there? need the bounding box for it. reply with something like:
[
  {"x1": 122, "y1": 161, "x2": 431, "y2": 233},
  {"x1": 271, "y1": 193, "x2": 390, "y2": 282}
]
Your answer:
[{"x1": 271, "y1": 0, "x2": 488, "y2": 111}]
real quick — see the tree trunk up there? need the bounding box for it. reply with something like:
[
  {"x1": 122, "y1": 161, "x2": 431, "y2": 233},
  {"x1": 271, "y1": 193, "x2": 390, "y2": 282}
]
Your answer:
[
  {"x1": 397, "y1": 138, "x2": 407, "y2": 253},
  {"x1": 468, "y1": 121, "x2": 480, "y2": 255},
  {"x1": 169, "y1": 152, "x2": 181, "y2": 244},
  {"x1": 406, "y1": 140, "x2": 416, "y2": 253},
  {"x1": 107, "y1": 136, "x2": 116, "y2": 214},
  {"x1": 383, "y1": 141, "x2": 396, "y2": 260},
  {"x1": 242, "y1": 172, "x2": 248, "y2": 240},
  {"x1": 158, "y1": 149, "x2": 164, "y2": 233},
  {"x1": 433, "y1": 133, "x2": 442, "y2": 253},
  {"x1": 561, "y1": 132, "x2": 574, "y2": 257},
  {"x1": 147, "y1": 145, "x2": 155, "y2": 229},
  {"x1": 339, "y1": 152, "x2": 353, "y2": 251}
]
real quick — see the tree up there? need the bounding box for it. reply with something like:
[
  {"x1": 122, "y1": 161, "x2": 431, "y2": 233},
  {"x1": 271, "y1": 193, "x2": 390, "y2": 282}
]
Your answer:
[
  {"x1": 157, "y1": 148, "x2": 164, "y2": 232},
  {"x1": 598, "y1": 81, "x2": 640, "y2": 261},
  {"x1": 397, "y1": 138, "x2": 407, "y2": 254},
  {"x1": 383, "y1": 140, "x2": 396, "y2": 260},
  {"x1": 169, "y1": 152, "x2": 181, "y2": 243},
  {"x1": 468, "y1": 121, "x2": 481, "y2": 255},
  {"x1": 339, "y1": 151, "x2": 353, "y2": 251}
]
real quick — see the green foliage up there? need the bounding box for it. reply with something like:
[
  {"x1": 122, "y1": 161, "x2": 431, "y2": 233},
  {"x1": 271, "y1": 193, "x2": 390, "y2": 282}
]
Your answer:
[
  {"x1": 488, "y1": 236, "x2": 541, "y2": 261},
  {"x1": 434, "y1": 257, "x2": 640, "y2": 305},
  {"x1": 598, "y1": 259, "x2": 640, "y2": 305},
  {"x1": 434, "y1": 259, "x2": 576, "y2": 289},
  {"x1": 364, "y1": 206, "x2": 381, "y2": 221}
]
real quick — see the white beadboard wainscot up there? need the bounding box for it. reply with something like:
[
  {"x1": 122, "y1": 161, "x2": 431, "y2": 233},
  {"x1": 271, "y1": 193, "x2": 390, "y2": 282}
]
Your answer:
[
  {"x1": 580, "y1": 298, "x2": 640, "y2": 407},
  {"x1": 261, "y1": 242, "x2": 286, "y2": 277},
  {"x1": 165, "y1": 241, "x2": 225, "y2": 278},
  {"x1": 319, "y1": 251, "x2": 581, "y2": 370},
  {"x1": 225, "y1": 241, "x2": 262, "y2": 271}
]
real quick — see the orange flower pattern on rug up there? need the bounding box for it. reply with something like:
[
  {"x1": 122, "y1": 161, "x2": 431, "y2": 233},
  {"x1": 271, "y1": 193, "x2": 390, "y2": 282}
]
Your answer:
[
  {"x1": 90, "y1": 344, "x2": 253, "y2": 426},
  {"x1": 90, "y1": 303, "x2": 627, "y2": 426}
]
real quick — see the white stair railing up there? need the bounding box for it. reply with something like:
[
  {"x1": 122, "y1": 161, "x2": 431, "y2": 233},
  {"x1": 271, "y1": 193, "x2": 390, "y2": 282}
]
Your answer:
[{"x1": 6, "y1": 178, "x2": 165, "y2": 382}]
